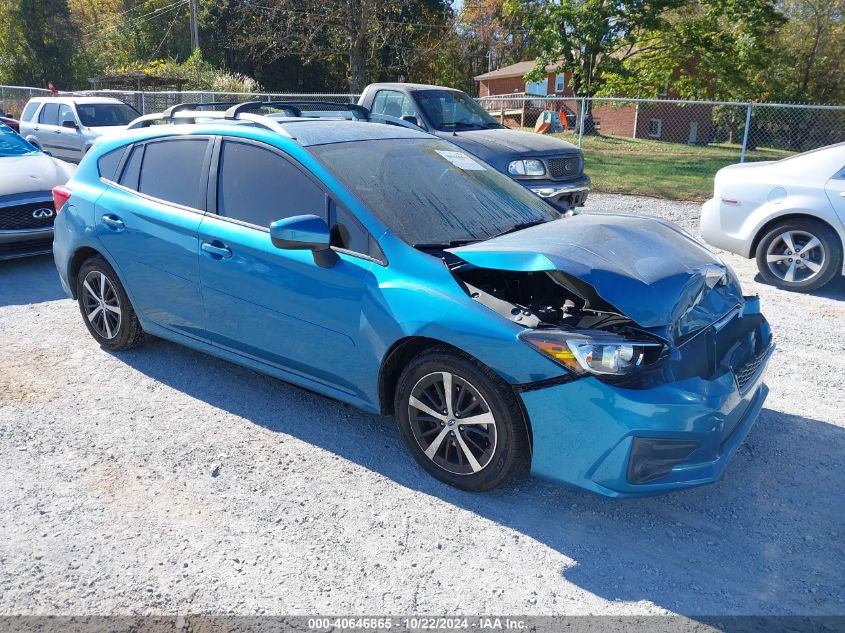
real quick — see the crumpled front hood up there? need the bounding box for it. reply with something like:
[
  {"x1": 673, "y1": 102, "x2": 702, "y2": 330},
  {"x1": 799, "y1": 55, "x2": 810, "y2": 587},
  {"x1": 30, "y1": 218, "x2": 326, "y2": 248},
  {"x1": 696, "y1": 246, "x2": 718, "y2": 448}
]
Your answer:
[
  {"x1": 448, "y1": 213, "x2": 744, "y2": 341},
  {"x1": 444, "y1": 129, "x2": 578, "y2": 155}
]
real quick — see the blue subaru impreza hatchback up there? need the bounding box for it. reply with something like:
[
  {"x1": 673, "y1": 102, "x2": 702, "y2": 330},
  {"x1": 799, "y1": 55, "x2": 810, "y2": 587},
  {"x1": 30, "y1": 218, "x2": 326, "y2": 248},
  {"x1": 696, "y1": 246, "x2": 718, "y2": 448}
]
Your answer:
[{"x1": 51, "y1": 102, "x2": 773, "y2": 497}]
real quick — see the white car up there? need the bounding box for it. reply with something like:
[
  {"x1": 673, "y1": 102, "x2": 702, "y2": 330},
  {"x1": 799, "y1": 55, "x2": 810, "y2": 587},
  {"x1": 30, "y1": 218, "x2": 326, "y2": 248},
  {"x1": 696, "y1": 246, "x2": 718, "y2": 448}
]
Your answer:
[
  {"x1": 0, "y1": 123, "x2": 75, "y2": 260},
  {"x1": 701, "y1": 143, "x2": 845, "y2": 292},
  {"x1": 18, "y1": 96, "x2": 139, "y2": 163}
]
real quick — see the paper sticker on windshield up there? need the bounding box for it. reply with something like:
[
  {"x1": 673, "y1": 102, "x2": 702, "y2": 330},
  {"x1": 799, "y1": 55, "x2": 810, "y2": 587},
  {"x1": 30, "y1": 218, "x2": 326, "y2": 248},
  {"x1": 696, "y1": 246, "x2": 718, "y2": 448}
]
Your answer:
[{"x1": 435, "y1": 150, "x2": 486, "y2": 171}]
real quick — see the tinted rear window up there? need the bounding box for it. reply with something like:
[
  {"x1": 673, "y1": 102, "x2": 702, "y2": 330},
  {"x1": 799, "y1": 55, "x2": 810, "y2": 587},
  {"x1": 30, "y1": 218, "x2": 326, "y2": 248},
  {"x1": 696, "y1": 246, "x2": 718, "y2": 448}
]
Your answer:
[
  {"x1": 98, "y1": 147, "x2": 126, "y2": 180},
  {"x1": 137, "y1": 139, "x2": 209, "y2": 209}
]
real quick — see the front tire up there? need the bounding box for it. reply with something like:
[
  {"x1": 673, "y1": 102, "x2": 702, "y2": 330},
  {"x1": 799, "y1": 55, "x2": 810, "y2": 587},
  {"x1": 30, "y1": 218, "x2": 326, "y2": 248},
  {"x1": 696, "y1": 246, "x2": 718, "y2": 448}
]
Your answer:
[
  {"x1": 755, "y1": 219, "x2": 842, "y2": 292},
  {"x1": 394, "y1": 347, "x2": 530, "y2": 491},
  {"x1": 76, "y1": 255, "x2": 144, "y2": 350}
]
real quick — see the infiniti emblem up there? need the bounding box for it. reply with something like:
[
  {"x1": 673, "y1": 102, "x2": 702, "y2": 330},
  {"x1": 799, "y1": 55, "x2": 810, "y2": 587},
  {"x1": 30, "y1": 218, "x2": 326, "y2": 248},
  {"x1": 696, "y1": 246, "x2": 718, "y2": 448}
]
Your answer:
[{"x1": 32, "y1": 207, "x2": 54, "y2": 219}]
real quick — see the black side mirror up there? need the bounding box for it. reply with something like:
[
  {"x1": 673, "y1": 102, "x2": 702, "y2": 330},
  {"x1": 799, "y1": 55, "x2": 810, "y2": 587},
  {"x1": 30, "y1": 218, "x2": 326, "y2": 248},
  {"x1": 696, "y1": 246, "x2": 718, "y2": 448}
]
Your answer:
[
  {"x1": 61, "y1": 120, "x2": 78, "y2": 130},
  {"x1": 402, "y1": 115, "x2": 423, "y2": 128}
]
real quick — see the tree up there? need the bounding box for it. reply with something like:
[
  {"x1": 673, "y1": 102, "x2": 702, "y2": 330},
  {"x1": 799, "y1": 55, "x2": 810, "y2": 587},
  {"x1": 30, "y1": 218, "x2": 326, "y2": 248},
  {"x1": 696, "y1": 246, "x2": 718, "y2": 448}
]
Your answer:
[
  {"x1": 233, "y1": 0, "x2": 451, "y2": 93},
  {"x1": 0, "y1": 0, "x2": 80, "y2": 87},
  {"x1": 600, "y1": 0, "x2": 785, "y2": 101},
  {"x1": 767, "y1": 0, "x2": 845, "y2": 103},
  {"x1": 508, "y1": 0, "x2": 684, "y2": 99}
]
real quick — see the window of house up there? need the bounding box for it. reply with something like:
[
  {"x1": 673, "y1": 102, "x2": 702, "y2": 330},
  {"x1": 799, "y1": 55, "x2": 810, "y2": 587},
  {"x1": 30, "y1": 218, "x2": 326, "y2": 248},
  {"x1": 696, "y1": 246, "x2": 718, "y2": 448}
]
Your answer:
[
  {"x1": 648, "y1": 119, "x2": 663, "y2": 139},
  {"x1": 555, "y1": 73, "x2": 565, "y2": 92},
  {"x1": 216, "y1": 140, "x2": 326, "y2": 228},
  {"x1": 525, "y1": 79, "x2": 548, "y2": 95},
  {"x1": 137, "y1": 139, "x2": 209, "y2": 209}
]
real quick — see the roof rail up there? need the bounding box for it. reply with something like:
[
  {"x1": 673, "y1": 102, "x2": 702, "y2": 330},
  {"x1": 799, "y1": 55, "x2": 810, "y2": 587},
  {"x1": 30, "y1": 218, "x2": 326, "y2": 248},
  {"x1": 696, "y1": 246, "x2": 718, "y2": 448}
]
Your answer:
[
  {"x1": 161, "y1": 101, "x2": 243, "y2": 118},
  {"x1": 224, "y1": 100, "x2": 369, "y2": 120}
]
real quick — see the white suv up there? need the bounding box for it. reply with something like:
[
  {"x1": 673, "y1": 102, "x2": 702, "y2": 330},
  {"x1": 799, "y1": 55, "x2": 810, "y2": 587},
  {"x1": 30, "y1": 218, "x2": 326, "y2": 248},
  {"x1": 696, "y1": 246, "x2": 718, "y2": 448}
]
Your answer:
[{"x1": 18, "y1": 97, "x2": 140, "y2": 163}]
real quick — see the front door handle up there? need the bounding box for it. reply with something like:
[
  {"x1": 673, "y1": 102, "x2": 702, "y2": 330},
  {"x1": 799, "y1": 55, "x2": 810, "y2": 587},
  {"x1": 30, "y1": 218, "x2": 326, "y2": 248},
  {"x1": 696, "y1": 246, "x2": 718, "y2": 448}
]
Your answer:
[
  {"x1": 201, "y1": 241, "x2": 232, "y2": 259},
  {"x1": 101, "y1": 214, "x2": 124, "y2": 230},
  {"x1": 839, "y1": 191, "x2": 845, "y2": 198}
]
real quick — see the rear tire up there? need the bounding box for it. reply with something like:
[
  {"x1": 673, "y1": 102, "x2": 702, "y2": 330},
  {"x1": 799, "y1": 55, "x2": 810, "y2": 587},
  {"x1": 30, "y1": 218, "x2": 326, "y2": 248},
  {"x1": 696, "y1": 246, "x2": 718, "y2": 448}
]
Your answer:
[
  {"x1": 394, "y1": 347, "x2": 530, "y2": 491},
  {"x1": 76, "y1": 255, "x2": 144, "y2": 351},
  {"x1": 755, "y1": 218, "x2": 842, "y2": 292}
]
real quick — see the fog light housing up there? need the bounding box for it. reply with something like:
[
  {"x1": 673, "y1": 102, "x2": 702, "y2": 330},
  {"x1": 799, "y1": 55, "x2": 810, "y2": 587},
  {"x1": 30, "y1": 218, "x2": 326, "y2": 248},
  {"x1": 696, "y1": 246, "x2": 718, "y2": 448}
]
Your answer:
[{"x1": 627, "y1": 438, "x2": 700, "y2": 484}]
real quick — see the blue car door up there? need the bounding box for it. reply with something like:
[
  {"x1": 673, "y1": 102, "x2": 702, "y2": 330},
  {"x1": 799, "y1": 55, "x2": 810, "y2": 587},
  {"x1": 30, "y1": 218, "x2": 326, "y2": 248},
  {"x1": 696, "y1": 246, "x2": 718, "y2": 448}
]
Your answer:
[
  {"x1": 197, "y1": 138, "x2": 377, "y2": 397},
  {"x1": 95, "y1": 137, "x2": 211, "y2": 337}
]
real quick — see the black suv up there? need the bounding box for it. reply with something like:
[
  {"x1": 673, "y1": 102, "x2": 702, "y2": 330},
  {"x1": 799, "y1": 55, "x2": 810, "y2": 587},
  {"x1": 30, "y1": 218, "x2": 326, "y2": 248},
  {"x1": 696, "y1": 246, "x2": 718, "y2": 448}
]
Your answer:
[{"x1": 359, "y1": 83, "x2": 589, "y2": 210}]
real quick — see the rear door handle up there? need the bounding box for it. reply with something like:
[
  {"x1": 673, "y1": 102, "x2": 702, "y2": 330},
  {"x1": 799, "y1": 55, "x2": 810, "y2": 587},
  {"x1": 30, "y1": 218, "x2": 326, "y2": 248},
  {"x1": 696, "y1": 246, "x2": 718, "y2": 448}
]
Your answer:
[
  {"x1": 839, "y1": 191, "x2": 845, "y2": 197},
  {"x1": 201, "y1": 242, "x2": 232, "y2": 259},
  {"x1": 101, "y1": 214, "x2": 124, "y2": 230}
]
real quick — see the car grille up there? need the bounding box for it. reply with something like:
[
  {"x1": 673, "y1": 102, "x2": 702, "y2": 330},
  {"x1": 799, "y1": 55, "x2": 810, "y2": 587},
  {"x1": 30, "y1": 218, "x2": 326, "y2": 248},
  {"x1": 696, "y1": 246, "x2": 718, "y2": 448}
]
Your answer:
[
  {"x1": 0, "y1": 237, "x2": 52, "y2": 258},
  {"x1": 0, "y1": 200, "x2": 56, "y2": 230},
  {"x1": 734, "y1": 347, "x2": 769, "y2": 393},
  {"x1": 546, "y1": 156, "x2": 581, "y2": 179}
]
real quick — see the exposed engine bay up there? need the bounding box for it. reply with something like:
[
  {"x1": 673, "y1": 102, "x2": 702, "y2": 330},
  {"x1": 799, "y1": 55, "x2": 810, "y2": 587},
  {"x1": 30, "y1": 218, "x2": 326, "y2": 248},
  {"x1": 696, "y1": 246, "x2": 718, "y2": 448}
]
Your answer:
[{"x1": 452, "y1": 263, "x2": 643, "y2": 336}]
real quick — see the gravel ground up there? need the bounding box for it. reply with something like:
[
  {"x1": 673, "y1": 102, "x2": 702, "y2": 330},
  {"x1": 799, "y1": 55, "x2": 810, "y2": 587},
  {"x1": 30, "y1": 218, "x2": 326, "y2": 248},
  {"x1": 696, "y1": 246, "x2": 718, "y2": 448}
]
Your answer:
[{"x1": 1, "y1": 193, "x2": 844, "y2": 617}]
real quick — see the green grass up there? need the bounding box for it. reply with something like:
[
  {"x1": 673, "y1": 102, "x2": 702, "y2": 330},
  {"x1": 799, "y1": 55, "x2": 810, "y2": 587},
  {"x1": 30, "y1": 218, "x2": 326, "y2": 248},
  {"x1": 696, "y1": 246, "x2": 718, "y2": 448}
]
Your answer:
[{"x1": 539, "y1": 132, "x2": 793, "y2": 201}]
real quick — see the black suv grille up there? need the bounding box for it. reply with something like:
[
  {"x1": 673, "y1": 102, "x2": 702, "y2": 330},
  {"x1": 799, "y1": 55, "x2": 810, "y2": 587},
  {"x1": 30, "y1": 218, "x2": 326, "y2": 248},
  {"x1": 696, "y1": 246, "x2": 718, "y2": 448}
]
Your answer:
[
  {"x1": 0, "y1": 201, "x2": 55, "y2": 230},
  {"x1": 547, "y1": 156, "x2": 580, "y2": 179},
  {"x1": 735, "y1": 348, "x2": 769, "y2": 393}
]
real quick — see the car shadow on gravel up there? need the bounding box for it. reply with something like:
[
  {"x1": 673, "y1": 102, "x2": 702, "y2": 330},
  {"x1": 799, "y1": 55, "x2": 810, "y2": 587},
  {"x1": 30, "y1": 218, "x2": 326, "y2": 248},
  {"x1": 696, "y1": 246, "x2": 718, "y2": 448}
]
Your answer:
[
  {"x1": 0, "y1": 254, "x2": 65, "y2": 306},
  {"x1": 753, "y1": 272, "x2": 845, "y2": 300},
  {"x1": 118, "y1": 338, "x2": 845, "y2": 617}
]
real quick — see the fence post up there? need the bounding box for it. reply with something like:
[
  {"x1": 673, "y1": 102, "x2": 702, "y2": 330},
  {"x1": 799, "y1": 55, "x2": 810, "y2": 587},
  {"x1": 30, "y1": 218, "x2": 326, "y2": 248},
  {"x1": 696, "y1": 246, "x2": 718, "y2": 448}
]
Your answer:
[
  {"x1": 141, "y1": 91, "x2": 146, "y2": 115},
  {"x1": 740, "y1": 104, "x2": 752, "y2": 163},
  {"x1": 577, "y1": 97, "x2": 586, "y2": 148},
  {"x1": 520, "y1": 96, "x2": 525, "y2": 128}
]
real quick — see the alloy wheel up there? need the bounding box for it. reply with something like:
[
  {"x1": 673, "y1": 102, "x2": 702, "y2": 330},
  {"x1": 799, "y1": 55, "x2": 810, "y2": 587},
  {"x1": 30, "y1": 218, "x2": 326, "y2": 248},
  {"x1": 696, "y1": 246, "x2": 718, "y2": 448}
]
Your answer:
[
  {"x1": 407, "y1": 371, "x2": 498, "y2": 475},
  {"x1": 81, "y1": 270, "x2": 122, "y2": 340},
  {"x1": 765, "y1": 230, "x2": 825, "y2": 284}
]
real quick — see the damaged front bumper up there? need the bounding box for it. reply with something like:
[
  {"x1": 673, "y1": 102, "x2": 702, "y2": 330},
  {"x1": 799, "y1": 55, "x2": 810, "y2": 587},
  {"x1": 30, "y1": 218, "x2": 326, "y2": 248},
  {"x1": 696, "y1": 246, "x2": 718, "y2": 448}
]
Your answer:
[
  {"x1": 525, "y1": 176, "x2": 590, "y2": 209},
  {"x1": 519, "y1": 303, "x2": 774, "y2": 498}
]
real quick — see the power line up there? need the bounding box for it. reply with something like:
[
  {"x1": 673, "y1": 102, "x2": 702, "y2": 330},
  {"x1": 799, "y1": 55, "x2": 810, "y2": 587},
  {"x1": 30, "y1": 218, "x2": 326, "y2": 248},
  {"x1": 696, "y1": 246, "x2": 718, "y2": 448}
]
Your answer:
[{"x1": 81, "y1": 0, "x2": 169, "y2": 33}]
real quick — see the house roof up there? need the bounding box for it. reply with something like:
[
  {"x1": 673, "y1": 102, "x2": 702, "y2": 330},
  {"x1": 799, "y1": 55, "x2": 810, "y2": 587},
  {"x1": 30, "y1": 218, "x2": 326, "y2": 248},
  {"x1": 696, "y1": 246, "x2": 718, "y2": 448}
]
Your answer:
[{"x1": 474, "y1": 60, "x2": 561, "y2": 82}]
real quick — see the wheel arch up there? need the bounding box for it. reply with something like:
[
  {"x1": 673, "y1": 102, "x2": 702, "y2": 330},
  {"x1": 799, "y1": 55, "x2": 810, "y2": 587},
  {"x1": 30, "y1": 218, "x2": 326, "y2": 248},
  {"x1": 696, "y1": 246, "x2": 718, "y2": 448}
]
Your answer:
[
  {"x1": 68, "y1": 246, "x2": 105, "y2": 299},
  {"x1": 750, "y1": 212, "x2": 844, "y2": 259},
  {"x1": 377, "y1": 335, "x2": 533, "y2": 449}
]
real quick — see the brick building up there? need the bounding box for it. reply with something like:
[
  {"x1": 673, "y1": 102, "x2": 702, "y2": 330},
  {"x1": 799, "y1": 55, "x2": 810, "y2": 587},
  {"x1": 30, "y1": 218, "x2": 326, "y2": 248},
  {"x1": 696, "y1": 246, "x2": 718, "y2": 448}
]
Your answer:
[{"x1": 474, "y1": 61, "x2": 714, "y2": 145}]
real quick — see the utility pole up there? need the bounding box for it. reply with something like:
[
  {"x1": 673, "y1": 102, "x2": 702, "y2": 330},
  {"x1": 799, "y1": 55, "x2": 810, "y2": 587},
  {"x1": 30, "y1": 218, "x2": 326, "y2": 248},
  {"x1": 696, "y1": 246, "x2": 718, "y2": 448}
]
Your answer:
[{"x1": 189, "y1": 0, "x2": 200, "y2": 52}]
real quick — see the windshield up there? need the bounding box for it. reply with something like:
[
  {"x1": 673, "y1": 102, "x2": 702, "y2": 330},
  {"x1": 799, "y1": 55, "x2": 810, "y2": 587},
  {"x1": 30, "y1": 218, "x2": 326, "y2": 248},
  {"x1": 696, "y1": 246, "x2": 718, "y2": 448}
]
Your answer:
[
  {"x1": 308, "y1": 138, "x2": 560, "y2": 246},
  {"x1": 76, "y1": 103, "x2": 139, "y2": 127},
  {"x1": 415, "y1": 90, "x2": 503, "y2": 131},
  {"x1": 0, "y1": 123, "x2": 40, "y2": 156}
]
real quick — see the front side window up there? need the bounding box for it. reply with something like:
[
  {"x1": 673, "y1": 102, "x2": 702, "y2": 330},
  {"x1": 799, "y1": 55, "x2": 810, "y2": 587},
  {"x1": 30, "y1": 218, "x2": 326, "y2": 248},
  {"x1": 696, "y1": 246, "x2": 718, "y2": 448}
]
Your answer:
[
  {"x1": 137, "y1": 139, "x2": 209, "y2": 209},
  {"x1": 58, "y1": 104, "x2": 75, "y2": 126},
  {"x1": 216, "y1": 141, "x2": 326, "y2": 228},
  {"x1": 414, "y1": 90, "x2": 502, "y2": 131},
  {"x1": 308, "y1": 138, "x2": 560, "y2": 247},
  {"x1": 39, "y1": 103, "x2": 59, "y2": 126},
  {"x1": 371, "y1": 91, "x2": 419, "y2": 120},
  {"x1": 76, "y1": 103, "x2": 139, "y2": 127}
]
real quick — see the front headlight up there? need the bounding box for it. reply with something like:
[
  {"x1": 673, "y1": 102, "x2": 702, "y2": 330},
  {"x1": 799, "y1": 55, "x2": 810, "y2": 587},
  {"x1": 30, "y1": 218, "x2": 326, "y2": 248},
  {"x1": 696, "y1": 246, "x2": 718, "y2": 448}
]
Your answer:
[
  {"x1": 519, "y1": 329, "x2": 665, "y2": 376},
  {"x1": 508, "y1": 159, "x2": 545, "y2": 176}
]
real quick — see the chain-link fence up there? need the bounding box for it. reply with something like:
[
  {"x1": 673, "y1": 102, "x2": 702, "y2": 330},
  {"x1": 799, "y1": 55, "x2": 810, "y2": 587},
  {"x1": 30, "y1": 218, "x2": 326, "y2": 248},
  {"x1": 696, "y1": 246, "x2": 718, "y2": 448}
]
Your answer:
[
  {"x1": 2, "y1": 84, "x2": 843, "y2": 200},
  {"x1": 478, "y1": 94, "x2": 845, "y2": 198},
  {"x1": 0, "y1": 85, "x2": 359, "y2": 120}
]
